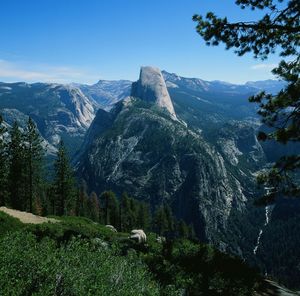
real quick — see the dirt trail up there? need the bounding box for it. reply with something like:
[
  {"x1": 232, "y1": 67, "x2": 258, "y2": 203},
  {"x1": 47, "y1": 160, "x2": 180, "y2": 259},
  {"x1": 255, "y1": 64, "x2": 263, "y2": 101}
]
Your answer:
[{"x1": 0, "y1": 207, "x2": 58, "y2": 224}]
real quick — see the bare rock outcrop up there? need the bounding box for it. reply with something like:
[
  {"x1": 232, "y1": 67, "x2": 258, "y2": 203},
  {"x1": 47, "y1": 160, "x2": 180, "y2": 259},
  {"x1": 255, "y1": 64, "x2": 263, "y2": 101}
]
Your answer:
[
  {"x1": 130, "y1": 229, "x2": 147, "y2": 243},
  {"x1": 131, "y1": 66, "x2": 177, "y2": 120}
]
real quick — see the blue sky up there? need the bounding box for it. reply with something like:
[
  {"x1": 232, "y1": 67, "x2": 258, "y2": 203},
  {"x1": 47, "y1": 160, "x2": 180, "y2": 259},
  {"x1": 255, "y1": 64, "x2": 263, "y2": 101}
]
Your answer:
[{"x1": 0, "y1": 0, "x2": 281, "y2": 84}]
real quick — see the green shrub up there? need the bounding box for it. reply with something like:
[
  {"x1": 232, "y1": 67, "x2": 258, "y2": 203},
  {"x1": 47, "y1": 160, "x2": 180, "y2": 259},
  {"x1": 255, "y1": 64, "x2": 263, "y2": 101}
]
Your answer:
[
  {"x1": 0, "y1": 231, "x2": 160, "y2": 296},
  {"x1": 0, "y1": 211, "x2": 24, "y2": 237},
  {"x1": 144, "y1": 239, "x2": 262, "y2": 295},
  {"x1": 0, "y1": 213, "x2": 262, "y2": 295},
  {"x1": 24, "y1": 216, "x2": 119, "y2": 245}
]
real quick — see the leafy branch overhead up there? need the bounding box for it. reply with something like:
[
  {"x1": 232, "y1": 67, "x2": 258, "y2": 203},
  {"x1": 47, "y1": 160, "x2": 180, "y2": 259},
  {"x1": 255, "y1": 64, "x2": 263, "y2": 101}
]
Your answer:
[
  {"x1": 193, "y1": 0, "x2": 300, "y2": 199},
  {"x1": 193, "y1": 0, "x2": 299, "y2": 58}
]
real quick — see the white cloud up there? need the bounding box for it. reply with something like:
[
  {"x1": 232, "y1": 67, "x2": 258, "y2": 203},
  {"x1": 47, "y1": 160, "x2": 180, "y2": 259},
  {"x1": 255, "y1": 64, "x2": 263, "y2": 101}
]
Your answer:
[
  {"x1": 0, "y1": 59, "x2": 100, "y2": 84},
  {"x1": 251, "y1": 63, "x2": 277, "y2": 70}
]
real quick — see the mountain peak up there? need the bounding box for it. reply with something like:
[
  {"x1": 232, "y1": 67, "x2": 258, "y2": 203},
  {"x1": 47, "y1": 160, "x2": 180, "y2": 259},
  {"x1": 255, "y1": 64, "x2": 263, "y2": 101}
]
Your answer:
[{"x1": 131, "y1": 66, "x2": 177, "y2": 120}]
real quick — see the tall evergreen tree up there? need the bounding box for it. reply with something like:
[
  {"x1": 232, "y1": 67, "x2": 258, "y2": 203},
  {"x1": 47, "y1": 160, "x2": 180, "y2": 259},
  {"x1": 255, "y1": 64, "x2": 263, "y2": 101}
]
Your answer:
[
  {"x1": 153, "y1": 205, "x2": 168, "y2": 236},
  {"x1": 177, "y1": 219, "x2": 189, "y2": 239},
  {"x1": 129, "y1": 198, "x2": 139, "y2": 226},
  {"x1": 119, "y1": 193, "x2": 152, "y2": 231},
  {"x1": 88, "y1": 191, "x2": 100, "y2": 222},
  {"x1": 53, "y1": 140, "x2": 76, "y2": 216},
  {"x1": 153, "y1": 204, "x2": 176, "y2": 237},
  {"x1": 75, "y1": 180, "x2": 89, "y2": 217},
  {"x1": 23, "y1": 117, "x2": 44, "y2": 213},
  {"x1": 119, "y1": 192, "x2": 131, "y2": 231},
  {"x1": 193, "y1": 0, "x2": 300, "y2": 199},
  {"x1": 188, "y1": 223, "x2": 197, "y2": 240},
  {"x1": 46, "y1": 185, "x2": 56, "y2": 216},
  {"x1": 0, "y1": 115, "x2": 8, "y2": 206},
  {"x1": 164, "y1": 204, "x2": 175, "y2": 234},
  {"x1": 137, "y1": 202, "x2": 151, "y2": 231},
  {"x1": 8, "y1": 121, "x2": 26, "y2": 210},
  {"x1": 100, "y1": 191, "x2": 119, "y2": 227}
]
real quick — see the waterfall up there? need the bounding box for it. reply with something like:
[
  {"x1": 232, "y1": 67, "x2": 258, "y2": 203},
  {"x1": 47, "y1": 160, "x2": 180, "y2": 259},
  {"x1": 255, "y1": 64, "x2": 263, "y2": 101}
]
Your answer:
[
  {"x1": 253, "y1": 229, "x2": 263, "y2": 255},
  {"x1": 253, "y1": 205, "x2": 274, "y2": 255}
]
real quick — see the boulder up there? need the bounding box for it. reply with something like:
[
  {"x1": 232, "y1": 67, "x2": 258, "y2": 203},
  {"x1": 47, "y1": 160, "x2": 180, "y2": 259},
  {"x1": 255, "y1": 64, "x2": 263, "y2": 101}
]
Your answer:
[
  {"x1": 130, "y1": 229, "x2": 147, "y2": 243},
  {"x1": 105, "y1": 225, "x2": 117, "y2": 232},
  {"x1": 156, "y1": 236, "x2": 166, "y2": 244}
]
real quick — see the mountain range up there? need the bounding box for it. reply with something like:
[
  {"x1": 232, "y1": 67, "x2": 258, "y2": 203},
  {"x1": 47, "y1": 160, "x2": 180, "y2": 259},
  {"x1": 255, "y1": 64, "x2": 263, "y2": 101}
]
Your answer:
[
  {"x1": 0, "y1": 82, "x2": 96, "y2": 155},
  {"x1": 0, "y1": 67, "x2": 299, "y2": 288},
  {"x1": 76, "y1": 67, "x2": 267, "y2": 250},
  {"x1": 0, "y1": 71, "x2": 284, "y2": 153}
]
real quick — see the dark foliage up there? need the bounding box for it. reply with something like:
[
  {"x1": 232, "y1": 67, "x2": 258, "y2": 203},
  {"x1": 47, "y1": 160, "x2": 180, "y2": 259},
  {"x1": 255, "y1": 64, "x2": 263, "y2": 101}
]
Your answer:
[
  {"x1": 193, "y1": 0, "x2": 300, "y2": 199},
  {"x1": 53, "y1": 140, "x2": 76, "y2": 215},
  {"x1": 0, "y1": 115, "x2": 8, "y2": 206}
]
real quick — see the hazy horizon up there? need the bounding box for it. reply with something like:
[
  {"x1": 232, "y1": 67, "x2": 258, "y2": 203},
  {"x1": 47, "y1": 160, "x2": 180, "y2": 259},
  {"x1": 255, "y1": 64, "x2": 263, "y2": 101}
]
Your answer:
[{"x1": 0, "y1": 67, "x2": 282, "y2": 86}]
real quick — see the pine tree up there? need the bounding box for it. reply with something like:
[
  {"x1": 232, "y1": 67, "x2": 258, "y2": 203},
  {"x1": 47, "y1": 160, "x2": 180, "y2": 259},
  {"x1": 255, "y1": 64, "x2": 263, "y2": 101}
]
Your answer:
[
  {"x1": 100, "y1": 191, "x2": 119, "y2": 227},
  {"x1": 8, "y1": 121, "x2": 26, "y2": 210},
  {"x1": 23, "y1": 117, "x2": 44, "y2": 213},
  {"x1": 137, "y1": 202, "x2": 151, "y2": 231},
  {"x1": 129, "y1": 198, "x2": 139, "y2": 226},
  {"x1": 188, "y1": 223, "x2": 197, "y2": 240},
  {"x1": 177, "y1": 219, "x2": 189, "y2": 239},
  {"x1": 119, "y1": 193, "x2": 152, "y2": 231},
  {"x1": 34, "y1": 195, "x2": 43, "y2": 216},
  {"x1": 53, "y1": 140, "x2": 76, "y2": 216},
  {"x1": 164, "y1": 204, "x2": 175, "y2": 235},
  {"x1": 153, "y1": 205, "x2": 168, "y2": 236},
  {"x1": 88, "y1": 192, "x2": 100, "y2": 222},
  {"x1": 46, "y1": 185, "x2": 56, "y2": 215},
  {"x1": 0, "y1": 115, "x2": 8, "y2": 206},
  {"x1": 120, "y1": 192, "x2": 131, "y2": 231},
  {"x1": 193, "y1": 0, "x2": 300, "y2": 199},
  {"x1": 75, "y1": 180, "x2": 89, "y2": 217}
]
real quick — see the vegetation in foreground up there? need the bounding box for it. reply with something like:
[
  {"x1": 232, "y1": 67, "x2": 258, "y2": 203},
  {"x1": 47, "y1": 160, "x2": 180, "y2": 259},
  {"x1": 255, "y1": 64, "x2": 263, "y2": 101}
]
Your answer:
[{"x1": 0, "y1": 211, "x2": 263, "y2": 296}]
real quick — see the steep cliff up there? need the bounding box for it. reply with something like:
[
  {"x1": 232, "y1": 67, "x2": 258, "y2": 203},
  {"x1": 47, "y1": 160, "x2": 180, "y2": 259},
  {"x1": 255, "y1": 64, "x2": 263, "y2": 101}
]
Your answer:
[
  {"x1": 0, "y1": 82, "x2": 97, "y2": 154},
  {"x1": 131, "y1": 66, "x2": 177, "y2": 120},
  {"x1": 76, "y1": 67, "x2": 260, "y2": 248}
]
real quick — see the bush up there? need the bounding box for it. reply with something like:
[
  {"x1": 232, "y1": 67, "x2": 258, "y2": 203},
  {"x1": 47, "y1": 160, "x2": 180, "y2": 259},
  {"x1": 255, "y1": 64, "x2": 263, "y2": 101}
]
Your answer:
[
  {"x1": 0, "y1": 213, "x2": 262, "y2": 295},
  {"x1": 0, "y1": 231, "x2": 160, "y2": 296},
  {"x1": 144, "y1": 239, "x2": 262, "y2": 296},
  {"x1": 23, "y1": 216, "x2": 120, "y2": 245},
  {"x1": 0, "y1": 211, "x2": 24, "y2": 237}
]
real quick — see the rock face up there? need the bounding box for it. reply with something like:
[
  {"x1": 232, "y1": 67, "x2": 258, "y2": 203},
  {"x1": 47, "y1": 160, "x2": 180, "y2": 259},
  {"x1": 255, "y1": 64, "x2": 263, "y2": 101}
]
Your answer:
[
  {"x1": 0, "y1": 69, "x2": 296, "y2": 287},
  {"x1": 0, "y1": 82, "x2": 97, "y2": 155},
  {"x1": 76, "y1": 95, "x2": 249, "y2": 245},
  {"x1": 131, "y1": 67, "x2": 177, "y2": 120},
  {"x1": 78, "y1": 79, "x2": 132, "y2": 110},
  {"x1": 76, "y1": 67, "x2": 281, "y2": 255},
  {"x1": 130, "y1": 229, "x2": 147, "y2": 243}
]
